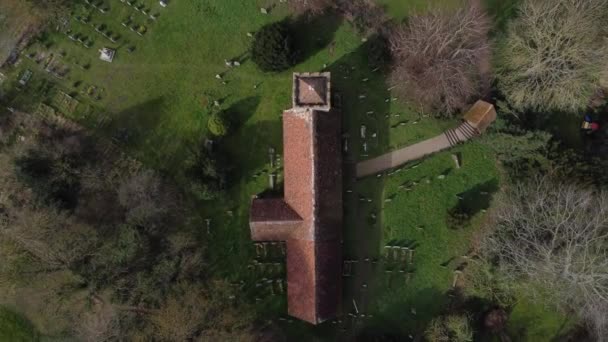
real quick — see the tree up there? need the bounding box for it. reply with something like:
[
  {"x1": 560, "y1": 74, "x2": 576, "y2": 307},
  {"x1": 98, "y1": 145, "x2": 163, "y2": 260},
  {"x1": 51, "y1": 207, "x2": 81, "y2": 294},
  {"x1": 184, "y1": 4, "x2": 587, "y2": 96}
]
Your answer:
[
  {"x1": 0, "y1": 204, "x2": 97, "y2": 271},
  {"x1": 482, "y1": 177, "x2": 608, "y2": 339},
  {"x1": 74, "y1": 305, "x2": 120, "y2": 342},
  {"x1": 118, "y1": 170, "x2": 180, "y2": 231},
  {"x1": 149, "y1": 282, "x2": 253, "y2": 341},
  {"x1": 184, "y1": 144, "x2": 226, "y2": 201},
  {"x1": 288, "y1": 0, "x2": 332, "y2": 15},
  {"x1": 496, "y1": 0, "x2": 608, "y2": 113},
  {"x1": 601, "y1": 64, "x2": 608, "y2": 89},
  {"x1": 207, "y1": 111, "x2": 230, "y2": 137},
  {"x1": 337, "y1": 0, "x2": 387, "y2": 35},
  {"x1": 425, "y1": 314, "x2": 473, "y2": 342},
  {"x1": 25, "y1": 0, "x2": 70, "y2": 23},
  {"x1": 251, "y1": 22, "x2": 296, "y2": 72},
  {"x1": 388, "y1": 2, "x2": 491, "y2": 117}
]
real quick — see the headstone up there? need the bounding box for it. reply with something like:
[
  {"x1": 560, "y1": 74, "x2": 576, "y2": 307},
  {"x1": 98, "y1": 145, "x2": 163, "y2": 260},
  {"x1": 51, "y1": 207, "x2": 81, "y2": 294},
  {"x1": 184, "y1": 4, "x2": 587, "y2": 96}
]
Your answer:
[{"x1": 452, "y1": 153, "x2": 461, "y2": 169}]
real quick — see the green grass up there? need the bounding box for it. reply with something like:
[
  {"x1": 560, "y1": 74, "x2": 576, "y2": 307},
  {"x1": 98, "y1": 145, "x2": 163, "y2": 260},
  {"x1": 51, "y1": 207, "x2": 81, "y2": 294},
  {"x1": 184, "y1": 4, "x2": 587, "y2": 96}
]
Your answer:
[
  {"x1": 507, "y1": 297, "x2": 575, "y2": 341},
  {"x1": 0, "y1": 307, "x2": 39, "y2": 342},
  {"x1": 344, "y1": 142, "x2": 499, "y2": 337},
  {"x1": 1, "y1": 0, "x2": 572, "y2": 339}
]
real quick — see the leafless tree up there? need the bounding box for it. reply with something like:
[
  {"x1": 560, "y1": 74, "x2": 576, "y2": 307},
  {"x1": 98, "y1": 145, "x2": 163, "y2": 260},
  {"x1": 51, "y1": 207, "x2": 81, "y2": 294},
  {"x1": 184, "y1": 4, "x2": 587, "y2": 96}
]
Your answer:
[
  {"x1": 288, "y1": 0, "x2": 333, "y2": 15},
  {"x1": 150, "y1": 284, "x2": 212, "y2": 341},
  {"x1": 74, "y1": 305, "x2": 121, "y2": 342},
  {"x1": 0, "y1": 204, "x2": 98, "y2": 270},
  {"x1": 482, "y1": 177, "x2": 608, "y2": 340},
  {"x1": 117, "y1": 170, "x2": 180, "y2": 230},
  {"x1": 336, "y1": 0, "x2": 387, "y2": 35},
  {"x1": 388, "y1": 1, "x2": 491, "y2": 117},
  {"x1": 601, "y1": 63, "x2": 608, "y2": 89},
  {"x1": 425, "y1": 314, "x2": 473, "y2": 342},
  {"x1": 497, "y1": 0, "x2": 608, "y2": 112},
  {"x1": 150, "y1": 281, "x2": 253, "y2": 341}
]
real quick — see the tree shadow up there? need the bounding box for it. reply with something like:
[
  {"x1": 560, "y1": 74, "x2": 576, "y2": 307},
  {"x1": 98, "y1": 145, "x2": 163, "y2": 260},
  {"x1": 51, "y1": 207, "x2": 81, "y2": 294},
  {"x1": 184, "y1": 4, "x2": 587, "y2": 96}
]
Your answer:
[
  {"x1": 447, "y1": 178, "x2": 499, "y2": 228},
  {"x1": 220, "y1": 96, "x2": 261, "y2": 129},
  {"x1": 455, "y1": 178, "x2": 499, "y2": 215},
  {"x1": 97, "y1": 97, "x2": 166, "y2": 153},
  {"x1": 358, "y1": 287, "x2": 446, "y2": 338},
  {"x1": 287, "y1": 11, "x2": 344, "y2": 64}
]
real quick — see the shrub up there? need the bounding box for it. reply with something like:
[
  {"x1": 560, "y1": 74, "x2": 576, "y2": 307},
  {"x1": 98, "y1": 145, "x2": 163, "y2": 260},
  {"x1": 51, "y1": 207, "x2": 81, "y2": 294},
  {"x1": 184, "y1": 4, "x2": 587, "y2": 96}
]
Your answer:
[
  {"x1": 251, "y1": 22, "x2": 296, "y2": 72},
  {"x1": 425, "y1": 314, "x2": 474, "y2": 342},
  {"x1": 184, "y1": 145, "x2": 226, "y2": 201},
  {"x1": 389, "y1": 2, "x2": 491, "y2": 117},
  {"x1": 207, "y1": 111, "x2": 230, "y2": 137},
  {"x1": 496, "y1": 0, "x2": 608, "y2": 113}
]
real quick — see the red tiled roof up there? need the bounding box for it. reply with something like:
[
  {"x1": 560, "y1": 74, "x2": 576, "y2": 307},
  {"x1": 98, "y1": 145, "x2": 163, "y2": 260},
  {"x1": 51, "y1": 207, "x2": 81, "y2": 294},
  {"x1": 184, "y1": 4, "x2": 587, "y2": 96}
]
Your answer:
[
  {"x1": 249, "y1": 83, "x2": 342, "y2": 324},
  {"x1": 250, "y1": 198, "x2": 302, "y2": 223}
]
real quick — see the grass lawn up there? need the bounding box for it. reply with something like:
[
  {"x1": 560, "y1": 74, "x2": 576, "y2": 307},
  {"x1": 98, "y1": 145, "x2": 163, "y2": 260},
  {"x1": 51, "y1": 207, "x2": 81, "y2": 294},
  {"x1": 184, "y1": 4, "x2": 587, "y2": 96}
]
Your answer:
[
  {"x1": 0, "y1": 0, "x2": 571, "y2": 339},
  {"x1": 506, "y1": 297, "x2": 576, "y2": 341},
  {"x1": 0, "y1": 307, "x2": 39, "y2": 342}
]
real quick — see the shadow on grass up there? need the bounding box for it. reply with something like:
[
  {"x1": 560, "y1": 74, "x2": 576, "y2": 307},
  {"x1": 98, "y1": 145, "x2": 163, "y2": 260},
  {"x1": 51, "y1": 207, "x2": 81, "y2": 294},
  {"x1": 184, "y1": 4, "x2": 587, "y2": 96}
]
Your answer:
[
  {"x1": 100, "y1": 97, "x2": 166, "y2": 150},
  {"x1": 288, "y1": 11, "x2": 343, "y2": 64},
  {"x1": 225, "y1": 119, "x2": 281, "y2": 186},
  {"x1": 357, "y1": 287, "x2": 445, "y2": 339},
  {"x1": 327, "y1": 36, "x2": 392, "y2": 337},
  {"x1": 447, "y1": 178, "x2": 498, "y2": 229},
  {"x1": 456, "y1": 178, "x2": 499, "y2": 215},
  {"x1": 222, "y1": 96, "x2": 261, "y2": 129}
]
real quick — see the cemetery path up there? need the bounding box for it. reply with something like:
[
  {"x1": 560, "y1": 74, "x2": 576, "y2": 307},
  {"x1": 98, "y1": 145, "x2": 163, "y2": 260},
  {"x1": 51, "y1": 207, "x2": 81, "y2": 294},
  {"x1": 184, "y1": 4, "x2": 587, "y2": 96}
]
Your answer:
[{"x1": 355, "y1": 122, "x2": 479, "y2": 178}]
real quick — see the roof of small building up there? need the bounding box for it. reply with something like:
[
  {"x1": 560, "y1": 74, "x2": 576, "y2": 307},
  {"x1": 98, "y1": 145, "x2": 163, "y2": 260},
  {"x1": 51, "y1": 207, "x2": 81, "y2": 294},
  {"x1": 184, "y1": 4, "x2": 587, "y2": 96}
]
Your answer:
[{"x1": 463, "y1": 100, "x2": 496, "y2": 133}]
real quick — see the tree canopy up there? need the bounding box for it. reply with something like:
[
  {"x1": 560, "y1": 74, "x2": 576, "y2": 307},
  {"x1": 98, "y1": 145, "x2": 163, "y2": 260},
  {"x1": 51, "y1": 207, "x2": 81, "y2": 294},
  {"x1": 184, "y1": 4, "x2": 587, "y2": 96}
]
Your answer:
[
  {"x1": 251, "y1": 22, "x2": 296, "y2": 72},
  {"x1": 496, "y1": 0, "x2": 608, "y2": 113}
]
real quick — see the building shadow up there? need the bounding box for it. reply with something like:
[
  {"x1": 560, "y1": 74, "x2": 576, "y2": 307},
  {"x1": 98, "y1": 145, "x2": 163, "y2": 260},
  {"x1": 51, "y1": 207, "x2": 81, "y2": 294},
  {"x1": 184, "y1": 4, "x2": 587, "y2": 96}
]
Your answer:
[
  {"x1": 322, "y1": 37, "x2": 392, "y2": 336},
  {"x1": 223, "y1": 119, "x2": 282, "y2": 188}
]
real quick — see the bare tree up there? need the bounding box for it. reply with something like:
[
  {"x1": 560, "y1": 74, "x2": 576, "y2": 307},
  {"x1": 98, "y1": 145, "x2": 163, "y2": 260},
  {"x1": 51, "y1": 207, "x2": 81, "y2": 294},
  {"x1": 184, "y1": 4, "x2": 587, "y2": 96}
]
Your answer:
[
  {"x1": 288, "y1": 0, "x2": 333, "y2": 15},
  {"x1": 388, "y1": 1, "x2": 491, "y2": 117},
  {"x1": 425, "y1": 314, "x2": 473, "y2": 342},
  {"x1": 74, "y1": 305, "x2": 121, "y2": 342},
  {"x1": 482, "y1": 177, "x2": 608, "y2": 340},
  {"x1": 0, "y1": 204, "x2": 97, "y2": 270},
  {"x1": 601, "y1": 63, "x2": 608, "y2": 89},
  {"x1": 117, "y1": 170, "x2": 180, "y2": 230},
  {"x1": 150, "y1": 281, "x2": 253, "y2": 341},
  {"x1": 336, "y1": 0, "x2": 387, "y2": 35},
  {"x1": 497, "y1": 0, "x2": 608, "y2": 112}
]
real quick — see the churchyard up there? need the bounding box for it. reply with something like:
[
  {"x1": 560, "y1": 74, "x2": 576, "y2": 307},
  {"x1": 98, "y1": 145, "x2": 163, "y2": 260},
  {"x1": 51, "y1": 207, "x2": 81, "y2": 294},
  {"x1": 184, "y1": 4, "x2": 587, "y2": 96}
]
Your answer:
[{"x1": 0, "y1": 0, "x2": 573, "y2": 340}]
